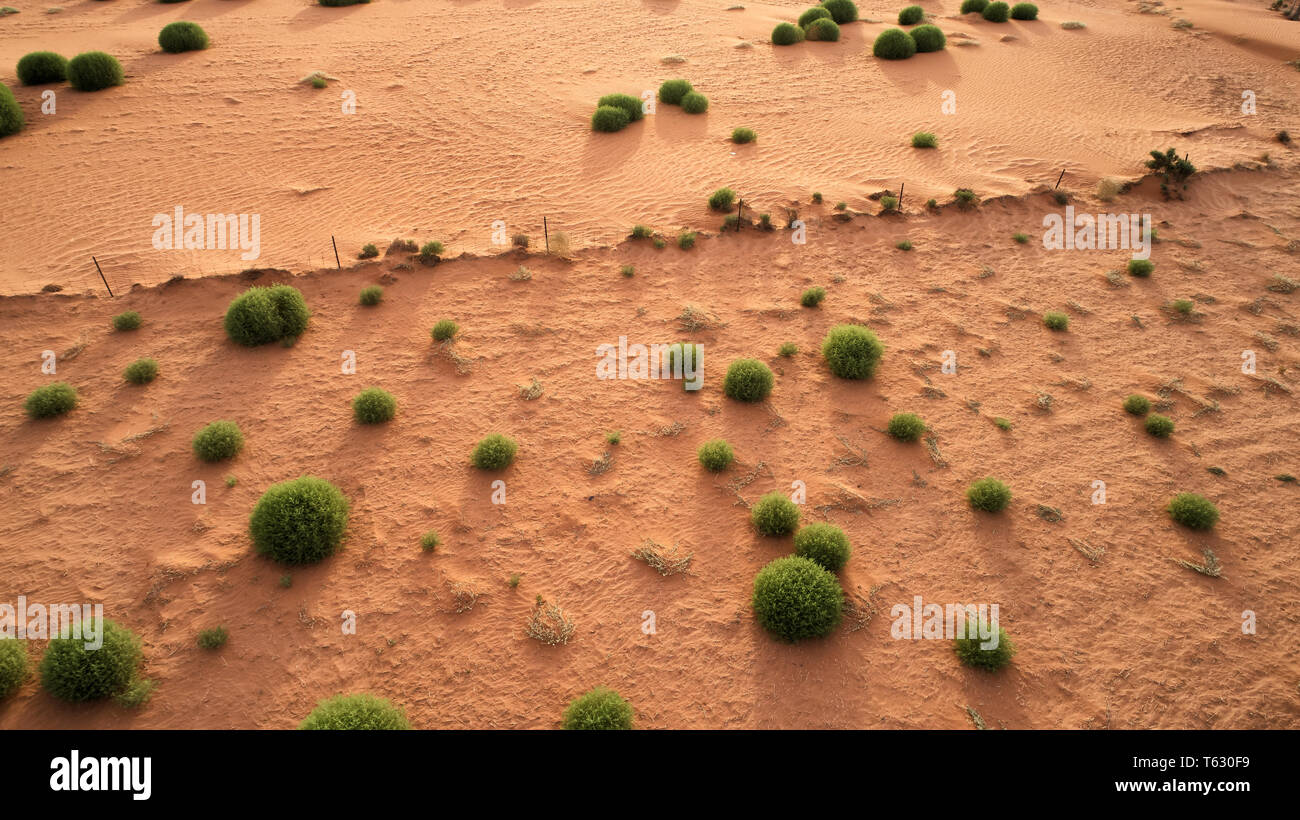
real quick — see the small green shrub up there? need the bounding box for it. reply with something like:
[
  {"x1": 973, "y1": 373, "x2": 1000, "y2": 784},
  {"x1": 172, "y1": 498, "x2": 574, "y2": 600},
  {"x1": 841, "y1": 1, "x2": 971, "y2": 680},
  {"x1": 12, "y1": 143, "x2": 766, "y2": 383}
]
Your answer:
[
  {"x1": 300, "y1": 694, "x2": 410, "y2": 730},
  {"x1": 697, "y1": 439, "x2": 735, "y2": 472},
  {"x1": 681, "y1": 92, "x2": 709, "y2": 114},
  {"x1": 751, "y1": 491, "x2": 800, "y2": 536},
  {"x1": 223, "y1": 284, "x2": 310, "y2": 346},
  {"x1": 352, "y1": 387, "x2": 397, "y2": 424},
  {"x1": 606, "y1": 431, "x2": 621, "y2": 445},
  {"x1": 723, "y1": 358, "x2": 774, "y2": 402},
  {"x1": 912, "y1": 131, "x2": 937, "y2": 148},
  {"x1": 67, "y1": 51, "x2": 124, "y2": 92},
  {"x1": 1122, "y1": 394, "x2": 1151, "y2": 415},
  {"x1": 420, "y1": 531, "x2": 440, "y2": 552},
  {"x1": 1043, "y1": 311, "x2": 1069, "y2": 331},
  {"x1": 896, "y1": 239, "x2": 913, "y2": 250},
  {"x1": 620, "y1": 264, "x2": 635, "y2": 277},
  {"x1": 910, "y1": 23, "x2": 947, "y2": 51},
  {"x1": 1172, "y1": 298, "x2": 1194, "y2": 316},
  {"x1": 562, "y1": 687, "x2": 633, "y2": 730},
  {"x1": 993, "y1": 417, "x2": 1012, "y2": 431},
  {"x1": 666, "y1": 342, "x2": 702, "y2": 382},
  {"x1": 197, "y1": 627, "x2": 228, "y2": 650},
  {"x1": 0, "y1": 639, "x2": 30, "y2": 699},
  {"x1": 359, "y1": 285, "x2": 382, "y2": 305},
  {"x1": 678, "y1": 231, "x2": 697, "y2": 250},
  {"x1": 881, "y1": 195, "x2": 899, "y2": 212},
  {"x1": 779, "y1": 342, "x2": 798, "y2": 356},
  {"x1": 1010, "y1": 2, "x2": 1038, "y2": 19},
  {"x1": 16, "y1": 51, "x2": 68, "y2": 85},
  {"x1": 751, "y1": 556, "x2": 843, "y2": 642},
  {"x1": 113, "y1": 310, "x2": 142, "y2": 330},
  {"x1": 793, "y1": 523, "x2": 851, "y2": 572},
  {"x1": 158, "y1": 21, "x2": 209, "y2": 53},
  {"x1": 953, "y1": 614, "x2": 1016, "y2": 670},
  {"x1": 591, "y1": 105, "x2": 630, "y2": 133},
  {"x1": 982, "y1": 1, "x2": 1010, "y2": 21},
  {"x1": 123, "y1": 358, "x2": 159, "y2": 385},
  {"x1": 631, "y1": 224, "x2": 653, "y2": 239},
  {"x1": 821, "y1": 0, "x2": 858, "y2": 22},
  {"x1": 874, "y1": 28, "x2": 917, "y2": 59},
  {"x1": 431, "y1": 319, "x2": 458, "y2": 341},
  {"x1": 0, "y1": 83, "x2": 23, "y2": 138},
  {"x1": 250, "y1": 477, "x2": 349, "y2": 564},
  {"x1": 597, "y1": 93, "x2": 644, "y2": 123},
  {"x1": 708, "y1": 187, "x2": 736, "y2": 212},
  {"x1": 658, "y1": 79, "x2": 694, "y2": 105},
  {"x1": 1128, "y1": 259, "x2": 1154, "y2": 277},
  {"x1": 966, "y1": 477, "x2": 1012, "y2": 512},
  {"x1": 1167, "y1": 493, "x2": 1219, "y2": 530},
  {"x1": 418, "y1": 241, "x2": 443, "y2": 263},
  {"x1": 1144, "y1": 414, "x2": 1175, "y2": 438},
  {"x1": 311, "y1": 76, "x2": 327, "y2": 89},
  {"x1": 812, "y1": 192, "x2": 823, "y2": 203},
  {"x1": 40, "y1": 619, "x2": 142, "y2": 702},
  {"x1": 24, "y1": 382, "x2": 78, "y2": 419},
  {"x1": 954, "y1": 188, "x2": 979, "y2": 209},
  {"x1": 471, "y1": 434, "x2": 518, "y2": 470},
  {"x1": 799, "y1": 7, "x2": 832, "y2": 27},
  {"x1": 731, "y1": 127, "x2": 756, "y2": 144},
  {"x1": 898, "y1": 5, "x2": 924, "y2": 25},
  {"x1": 800, "y1": 286, "x2": 826, "y2": 307},
  {"x1": 887, "y1": 412, "x2": 926, "y2": 441},
  {"x1": 193, "y1": 420, "x2": 244, "y2": 462},
  {"x1": 821, "y1": 324, "x2": 885, "y2": 379},
  {"x1": 772, "y1": 22, "x2": 806, "y2": 45},
  {"x1": 1012, "y1": 232, "x2": 1029, "y2": 243},
  {"x1": 805, "y1": 17, "x2": 840, "y2": 41},
  {"x1": 358, "y1": 243, "x2": 379, "y2": 259},
  {"x1": 960, "y1": 0, "x2": 989, "y2": 12}
]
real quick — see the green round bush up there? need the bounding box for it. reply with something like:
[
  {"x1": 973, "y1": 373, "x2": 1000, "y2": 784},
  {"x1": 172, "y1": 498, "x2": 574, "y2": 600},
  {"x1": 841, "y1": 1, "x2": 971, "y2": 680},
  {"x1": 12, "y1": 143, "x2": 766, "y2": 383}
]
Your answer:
[
  {"x1": 666, "y1": 342, "x2": 701, "y2": 380},
  {"x1": 562, "y1": 687, "x2": 634, "y2": 730},
  {"x1": 793, "y1": 523, "x2": 851, "y2": 572},
  {"x1": 731, "y1": 127, "x2": 756, "y2": 143},
  {"x1": 772, "y1": 22, "x2": 806, "y2": 45},
  {"x1": 299, "y1": 694, "x2": 410, "y2": 729},
  {"x1": 597, "y1": 93, "x2": 644, "y2": 123},
  {"x1": 431, "y1": 319, "x2": 458, "y2": 341},
  {"x1": 1010, "y1": 2, "x2": 1038, "y2": 19},
  {"x1": 681, "y1": 92, "x2": 709, "y2": 114},
  {"x1": 821, "y1": 324, "x2": 885, "y2": 379},
  {"x1": 39, "y1": 619, "x2": 142, "y2": 702},
  {"x1": 805, "y1": 18, "x2": 841, "y2": 41},
  {"x1": 910, "y1": 24, "x2": 947, "y2": 51},
  {"x1": 898, "y1": 5, "x2": 924, "y2": 24},
  {"x1": 471, "y1": 433, "x2": 517, "y2": 470},
  {"x1": 418, "y1": 240, "x2": 443, "y2": 262},
  {"x1": 591, "y1": 104, "x2": 630, "y2": 133},
  {"x1": 24, "y1": 382, "x2": 77, "y2": 419},
  {"x1": 873, "y1": 28, "x2": 917, "y2": 59},
  {"x1": 697, "y1": 439, "x2": 734, "y2": 472},
  {"x1": 0, "y1": 639, "x2": 30, "y2": 699},
  {"x1": 16, "y1": 51, "x2": 68, "y2": 85},
  {"x1": 1167, "y1": 492, "x2": 1219, "y2": 530},
  {"x1": 887, "y1": 412, "x2": 926, "y2": 442},
  {"x1": 352, "y1": 387, "x2": 396, "y2": 424},
  {"x1": 158, "y1": 21, "x2": 209, "y2": 53},
  {"x1": 801, "y1": 286, "x2": 826, "y2": 307},
  {"x1": 751, "y1": 491, "x2": 800, "y2": 536},
  {"x1": 0, "y1": 83, "x2": 24, "y2": 138},
  {"x1": 224, "y1": 284, "x2": 310, "y2": 346},
  {"x1": 193, "y1": 420, "x2": 244, "y2": 462},
  {"x1": 249, "y1": 476, "x2": 350, "y2": 564},
  {"x1": 983, "y1": 1, "x2": 1010, "y2": 22},
  {"x1": 751, "y1": 556, "x2": 844, "y2": 642},
  {"x1": 67, "y1": 52, "x2": 124, "y2": 92},
  {"x1": 1123, "y1": 394, "x2": 1150, "y2": 415},
  {"x1": 1043, "y1": 311, "x2": 1069, "y2": 331},
  {"x1": 113, "y1": 310, "x2": 142, "y2": 330},
  {"x1": 953, "y1": 615, "x2": 1016, "y2": 670},
  {"x1": 1144, "y1": 414, "x2": 1175, "y2": 438},
  {"x1": 798, "y1": 7, "x2": 832, "y2": 27},
  {"x1": 723, "y1": 358, "x2": 774, "y2": 402},
  {"x1": 960, "y1": 0, "x2": 989, "y2": 11},
  {"x1": 820, "y1": 0, "x2": 859, "y2": 23},
  {"x1": 658, "y1": 79, "x2": 694, "y2": 105},
  {"x1": 967, "y1": 477, "x2": 1012, "y2": 512},
  {"x1": 1128, "y1": 259, "x2": 1154, "y2": 277},
  {"x1": 124, "y1": 358, "x2": 159, "y2": 385},
  {"x1": 708, "y1": 187, "x2": 736, "y2": 212},
  {"x1": 359, "y1": 285, "x2": 382, "y2": 305}
]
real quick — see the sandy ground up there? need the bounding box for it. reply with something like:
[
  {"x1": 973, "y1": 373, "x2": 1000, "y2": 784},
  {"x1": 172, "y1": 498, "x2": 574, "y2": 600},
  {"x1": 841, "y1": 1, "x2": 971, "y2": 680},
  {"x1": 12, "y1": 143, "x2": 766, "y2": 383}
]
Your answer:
[
  {"x1": 1, "y1": 0, "x2": 1298, "y2": 293},
  {"x1": 1, "y1": 1, "x2": 1299, "y2": 729}
]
